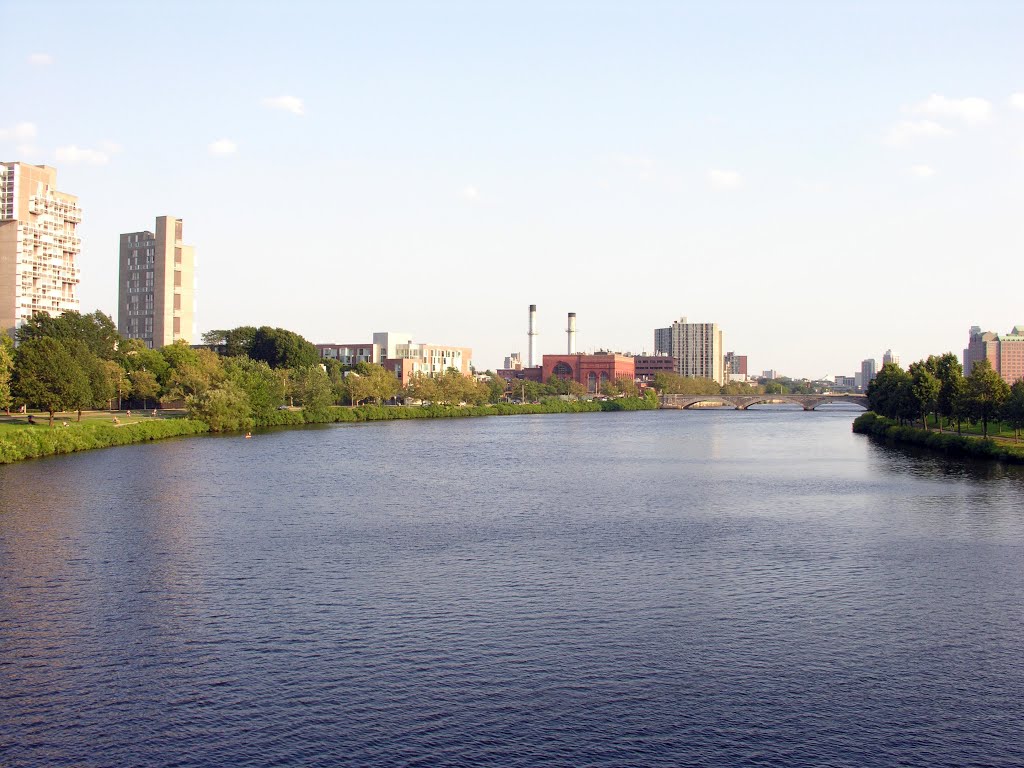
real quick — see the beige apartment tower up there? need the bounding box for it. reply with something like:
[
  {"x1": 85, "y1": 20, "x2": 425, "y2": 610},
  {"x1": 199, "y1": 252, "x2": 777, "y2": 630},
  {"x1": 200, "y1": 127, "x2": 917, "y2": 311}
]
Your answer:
[
  {"x1": 118, "y1": 216, "x2": 194, "y2": 348},
  {"x1": 0, "y1": 162, "x2": 82, "y2": 338},
  {"x1": 654, "y1": 316, "x2": 725, "y2": 385}
]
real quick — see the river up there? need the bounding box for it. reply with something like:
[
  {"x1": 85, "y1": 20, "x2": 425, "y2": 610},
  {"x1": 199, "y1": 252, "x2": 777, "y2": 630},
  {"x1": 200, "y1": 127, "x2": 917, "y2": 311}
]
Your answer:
[{"x1": 2, "y1": 408, "x2": 1023, "y2": 767}]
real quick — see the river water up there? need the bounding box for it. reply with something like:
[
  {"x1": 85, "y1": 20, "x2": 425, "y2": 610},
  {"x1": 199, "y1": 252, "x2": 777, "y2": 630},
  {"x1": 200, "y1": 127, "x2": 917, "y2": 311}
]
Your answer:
[{"x1": 1, "y1": 408, "x2": 1023, "y2": 767}]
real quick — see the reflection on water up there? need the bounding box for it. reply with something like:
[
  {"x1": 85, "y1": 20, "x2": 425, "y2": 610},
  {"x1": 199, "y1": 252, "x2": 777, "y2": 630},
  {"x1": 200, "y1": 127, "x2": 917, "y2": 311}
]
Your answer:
[{"x1": 1, "y1": 410, "x2": 1023, "y2": 767}]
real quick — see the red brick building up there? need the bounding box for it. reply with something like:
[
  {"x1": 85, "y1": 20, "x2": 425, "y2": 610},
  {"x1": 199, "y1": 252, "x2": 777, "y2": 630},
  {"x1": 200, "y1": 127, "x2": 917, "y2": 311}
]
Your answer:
[{"x1": 542, "y1": 353, "x2": 635, "y2": 393}]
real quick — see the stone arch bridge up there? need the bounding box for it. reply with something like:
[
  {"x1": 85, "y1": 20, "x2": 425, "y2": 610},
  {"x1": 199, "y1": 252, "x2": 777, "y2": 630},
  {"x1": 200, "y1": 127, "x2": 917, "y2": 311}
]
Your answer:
[{"x1": 660, "y1": 393, "x2": 869, "y2": 411}]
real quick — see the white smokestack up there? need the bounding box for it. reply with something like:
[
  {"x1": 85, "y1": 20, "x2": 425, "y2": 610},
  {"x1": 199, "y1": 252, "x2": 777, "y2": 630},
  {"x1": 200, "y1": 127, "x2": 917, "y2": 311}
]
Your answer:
[
  {"x1": 567, "y1": 312, "x2": 577, "y2": 354},
  {"x1": 528, "y1": 304, "x2": 538, "y2": 367}
]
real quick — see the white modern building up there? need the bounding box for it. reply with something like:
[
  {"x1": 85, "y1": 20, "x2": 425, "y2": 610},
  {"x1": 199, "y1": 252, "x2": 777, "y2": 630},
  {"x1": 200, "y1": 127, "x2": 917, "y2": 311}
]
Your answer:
[{"x1": 0, "y1": 163, "x2": 81, "y2": 338}]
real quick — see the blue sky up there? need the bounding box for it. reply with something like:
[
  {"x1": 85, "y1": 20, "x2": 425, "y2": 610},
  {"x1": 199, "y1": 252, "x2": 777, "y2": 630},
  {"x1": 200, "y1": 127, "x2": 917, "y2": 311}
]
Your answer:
[{"x1": 3, "y1": 1, "x2": 1023, "y2": 376}]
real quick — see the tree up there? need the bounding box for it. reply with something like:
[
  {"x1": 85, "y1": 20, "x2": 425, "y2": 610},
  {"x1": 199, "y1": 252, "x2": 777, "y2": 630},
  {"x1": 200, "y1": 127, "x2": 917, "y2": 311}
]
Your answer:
[
  {"x1": 909, "y1": 361, "x2": 941, "y2": 430},
  {"x1": 60, "y1": 340, "x2": 118, "y2": 419},
  {"x1": 12, "y1": 337, "x2": 90, "y2": 426},
  {"x1": 129, "y1": 369, "x2": 160, "y2": 409},
  {"x1": 249, "y1": 326, "x2": 318, "y2": 369},
  {"x1": 601, "y1": 377, "x2": 639, "y2": 398},
  {"x1": 1002, "y1": 380, "x2": 1024, "y2": 441},
  {"x1": 164, "y1": 346, "x2": 224, "y2": 401},
  {"x1": 965, "y1": 358, "x2": 1009, "y2": 437},
  {"x1": 484, "y1": 372, "x2": 508, "y2": 403},
  {"x1": 291, "y1": 365, "x2": 333, "y2": 417},
  {"x1": 933, "y1": 354, "x2": 962, "y2": 434},
  {"x1": 119, "y1": 338, "x2": 171, "y2": 383},
  {"x1": 187, "y1": 381, "x2": 253, "y2": 432},
  {"x1": 867, "y1": 363, "x2": 916, "y2": 424},
  {"x1": 202, "y1": 326, "x2": 257, "y2": 357},
  {"x1": 404, "y1": 372, "x2": 440, "y2": 404},
  {"x1": 947, "y1": 373, "x2": 969, "y2": 435},
  {"x1": 107, "y1": 361, "x2": 133, "y2": 410},
  {"x1": 652, "y1": 372, "x2": 721, "y2": 395},
  {"x1": 223, "y1": 357, "x2": 285, "y2": 420},
  {"x1": 0, "y1": 334, "x2": 13, "y2": 414},
  {"x1": 16, "y1": 310, "x2": 119, "y2": 360}
]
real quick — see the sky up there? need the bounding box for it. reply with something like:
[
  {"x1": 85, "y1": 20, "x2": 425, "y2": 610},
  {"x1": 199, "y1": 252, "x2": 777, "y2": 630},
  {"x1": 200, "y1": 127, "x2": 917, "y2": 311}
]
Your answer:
[{"x1": 2, "y1": 1, "x2": 1023, "y2": 378}]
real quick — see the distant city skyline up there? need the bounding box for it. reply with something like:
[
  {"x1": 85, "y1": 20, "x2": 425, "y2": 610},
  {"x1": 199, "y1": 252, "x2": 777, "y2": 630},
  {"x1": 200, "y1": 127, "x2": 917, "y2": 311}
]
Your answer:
[{"x1": 2, "y1": 2, "x2": 1023, "y2": 376}]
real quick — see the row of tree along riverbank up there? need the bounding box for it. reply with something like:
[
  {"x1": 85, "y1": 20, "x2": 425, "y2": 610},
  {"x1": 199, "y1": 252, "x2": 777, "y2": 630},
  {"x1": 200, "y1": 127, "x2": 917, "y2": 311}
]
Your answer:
[
  {"x1": 0, "y1": 396, "x2": 657, "y2": 464},
  {"x1": 852, "y1": 412, "x2": 1024, "y2": 464}
]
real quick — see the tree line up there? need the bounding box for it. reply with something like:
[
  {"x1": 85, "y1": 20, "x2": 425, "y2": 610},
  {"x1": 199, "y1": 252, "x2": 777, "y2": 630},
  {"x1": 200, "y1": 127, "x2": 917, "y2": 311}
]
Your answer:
[
  {"x1": 0, "y1": 313, "x2": 527, "y2": 430},
  {"x1": 866, "y1": 352, "x2": 1024, "y2": 438}
]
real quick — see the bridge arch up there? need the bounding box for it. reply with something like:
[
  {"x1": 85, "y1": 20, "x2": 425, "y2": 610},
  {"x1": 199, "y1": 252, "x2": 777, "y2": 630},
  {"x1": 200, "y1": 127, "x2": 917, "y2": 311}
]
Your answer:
[
  {"x1": 681, "y1": 396, "x2": 739, "y2": 409},
  {"x1": 739, "y1": 397, "x2": 809, "y2": 410},
  {"x1": 805, "y1": 398, "x2": 870, "y2": 411}
]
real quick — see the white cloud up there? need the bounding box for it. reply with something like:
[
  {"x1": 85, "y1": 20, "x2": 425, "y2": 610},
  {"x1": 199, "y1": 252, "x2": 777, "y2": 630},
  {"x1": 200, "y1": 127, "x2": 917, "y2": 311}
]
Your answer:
[
  {"x1": 909, "y1": 164, "x2": 936, "y2": 179},
  {"x1": 883, "y1": 119, "x2": 954, "y2": 146},
  {"x1": 28, "y1": 53, "x2": 53, "y2": 66},
  {"x1": 707, "y1": 169, "x2": 743, "y2": 190},
  {"x1": 908, "y1": 94, "x2": 992, "y2": 125},
  {"x1": 1009, "y1": 93, "x2": 1024, "y2": 111},
  {"x1": 55, "y1": 145, "x2": 113, "y2": 165},
  {"x1": 0, "y1": 122, "x2": 38, "y2": 142},
  {"x1": 208, "y1": 138, "x2": 238, "y2": 155},
  {"x1": 262, "y1": 95, "x2": 305, "y2": 116},
  {"x1": 461, "y1": 185, "x2": 480, "y2": 200}
]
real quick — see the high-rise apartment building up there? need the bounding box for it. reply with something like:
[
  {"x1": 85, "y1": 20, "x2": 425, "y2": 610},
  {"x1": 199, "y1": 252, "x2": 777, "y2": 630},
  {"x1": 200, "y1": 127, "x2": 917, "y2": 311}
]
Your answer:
[
  {"x1": 654, "y1": 317, "x2": 724, "y2": 385},
  {"x1": 118, "y1": 216, "x2": 194, "y2": 348},
  {"x1": 0, "y1": 162, "x2": 81, "y2": 337}
]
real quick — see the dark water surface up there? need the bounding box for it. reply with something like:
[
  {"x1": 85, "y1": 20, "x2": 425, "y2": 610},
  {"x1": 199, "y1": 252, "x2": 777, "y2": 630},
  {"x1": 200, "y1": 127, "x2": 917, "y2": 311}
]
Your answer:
[{"x1": 2, "y1": 409, "x2": 1023, "y2": 767}]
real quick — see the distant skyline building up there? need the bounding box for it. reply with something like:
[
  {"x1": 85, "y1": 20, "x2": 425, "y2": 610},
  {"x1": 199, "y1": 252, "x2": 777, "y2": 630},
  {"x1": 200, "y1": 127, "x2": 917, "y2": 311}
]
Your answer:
[
  {"x1": 964, "y1": 325, "x2": 1024, "y2": 385},
  {"x1": 118, "y1": 216, "x2": 194, "y2": 348},
  {"x1": 0, "y1": 162, "x2": 81, "y2": 338},
  {"x1": 860, "y1": 359, "x2": 877, "y2": 391},
  {"x1": 882, "y1": 349, "x2": 899, "y2": 368},
  {"x1": 654, "y1": 316, "x2": 724, "y2": 385}
]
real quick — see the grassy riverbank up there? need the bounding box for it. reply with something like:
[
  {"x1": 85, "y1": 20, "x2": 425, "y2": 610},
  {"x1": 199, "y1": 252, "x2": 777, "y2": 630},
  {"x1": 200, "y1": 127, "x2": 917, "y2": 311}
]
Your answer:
[
  {"x1": 0, "y1": 396, "x2": 656, "y2": 464},
  {"x1": 852, "y1": 411, "x2": 1024, "y2": 464}
]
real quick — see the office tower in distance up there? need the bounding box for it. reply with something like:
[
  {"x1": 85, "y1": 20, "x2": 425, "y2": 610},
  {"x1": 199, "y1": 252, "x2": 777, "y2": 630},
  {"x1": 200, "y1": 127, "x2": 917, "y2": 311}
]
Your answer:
[
  {"x1": 118, "y1": 216, "x2": 194, "y2": 348},
  {"x1": 0, "y1": 162, "x2": 81, "y2": 337}
]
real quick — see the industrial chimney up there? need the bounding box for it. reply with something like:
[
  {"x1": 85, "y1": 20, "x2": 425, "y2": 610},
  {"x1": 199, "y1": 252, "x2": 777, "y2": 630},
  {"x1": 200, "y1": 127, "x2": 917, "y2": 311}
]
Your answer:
[
  {"x1": 528, "y1": 304, "x2": 538, "y2": 368},
  {"x1": 567, "y1": 312, "x2": 577, "y2": 354}
]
